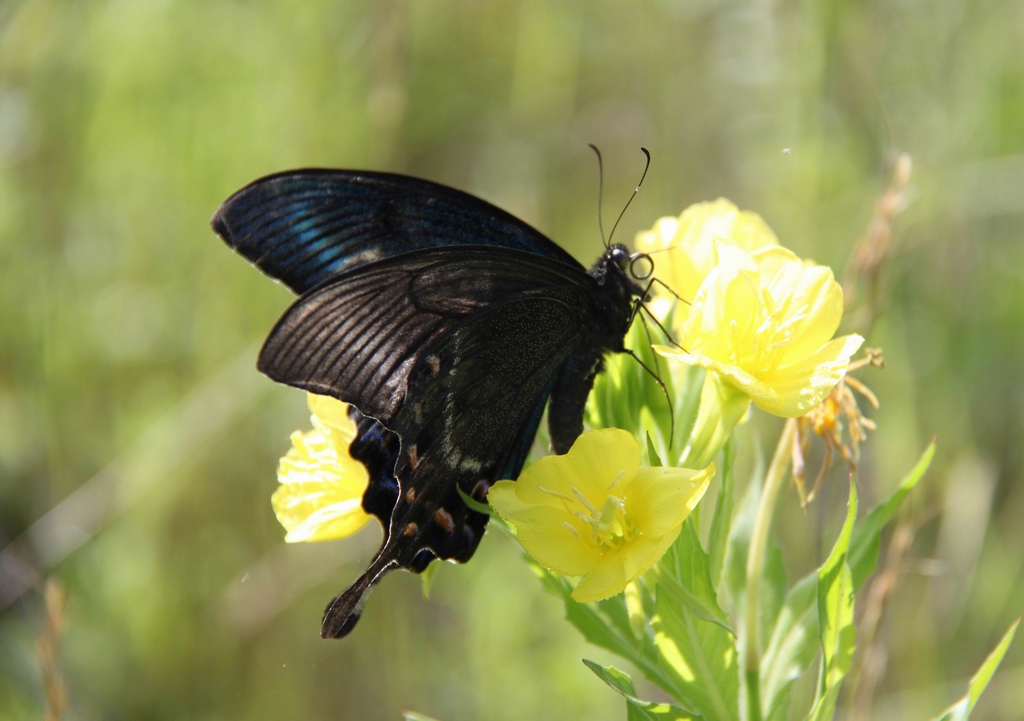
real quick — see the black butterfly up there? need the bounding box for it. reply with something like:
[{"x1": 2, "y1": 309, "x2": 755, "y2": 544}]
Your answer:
[{"x1": 212, "y1": 167, "x2": 655, "y2": 637}]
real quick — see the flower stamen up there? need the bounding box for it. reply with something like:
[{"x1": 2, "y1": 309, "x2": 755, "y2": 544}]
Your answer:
[
  {"x1": 571, "y1": 486, "x2": 599, "y2": 514},
  {"x1": 538, "y1": 486, "x2": 575, "y2": 502},
  {"x1": 608, "y1": 469, "x2": 626, "y2": 490}
]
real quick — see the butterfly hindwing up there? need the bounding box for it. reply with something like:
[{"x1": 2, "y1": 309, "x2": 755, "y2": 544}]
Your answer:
[
  {"x1": 318, "y1": 283, "x2": 595, "y2": 637},
  {"x1": 347, "y1": 407, "x2": 401, "y2": 528},
  {"x1": 257, "y1": 246, "x2": 602, "y2": 637},
  {"x1": 257, "y1": 247, "x2": 595, "y2": 427},
  {"x1": 211, "y1": 169, "x2": 582, "y2": 294}
]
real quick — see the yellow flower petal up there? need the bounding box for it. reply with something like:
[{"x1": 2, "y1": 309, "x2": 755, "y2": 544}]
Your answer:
[
  {"x1": 272, "y1": 395, "x2": 373, "y2": 543},
  {"x1": 756, "y1": 333, "x2": 865, "y2": 416},
  {"x1": 488, "y1": 480, "x2": 603, "y2": 575},
  {"x1": 572, "y1": 535, "x2": 678, "y2": 603},
  {"x1": 678, "y1": 241, "x2": 759, "y2": 361},
  {"x1": 661, "y1": 333, "x2": 864, "y2": 418},
  {"x1": 489, "y1": 429, "x2": 712, "y2": 602},
  {"x1": 307, "y1": 392, "x2": 358, "y2": 449},
  {"x1": 511, "y1": 428, "x2": 640, "y2": 511},
  {"x1": 627, "y1": 464, "x2": 714, "y2": 537},
  {"x1": 634, "y1": 198, "x2": 778, "y2": 306},
  {"x1": 660, "y1": 237, "x2": 861, "y2": 419},
  {"x1": 752, "y1": 247, "x2": 844, "y2": 366}
]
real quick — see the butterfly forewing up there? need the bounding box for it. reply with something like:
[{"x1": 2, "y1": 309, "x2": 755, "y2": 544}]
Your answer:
[
  {"x1": 211, "y1": 169, "x2": 582, "y2": 294},
  {"x1": 257, "y1": 247, "x2": 594, "y2": 427}
]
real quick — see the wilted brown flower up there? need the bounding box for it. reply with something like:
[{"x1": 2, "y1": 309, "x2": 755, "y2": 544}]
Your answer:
[{"x1": 792, "y1": 348, "x2": 884, "y2": 506}]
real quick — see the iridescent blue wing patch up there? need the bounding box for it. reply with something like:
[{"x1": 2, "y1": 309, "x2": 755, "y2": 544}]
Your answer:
[{"x1": 211, "y1": 169, "x2": 582, "y2": 294}]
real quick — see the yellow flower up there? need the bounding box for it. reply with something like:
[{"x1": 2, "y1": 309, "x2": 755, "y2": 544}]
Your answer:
[
  {"x1": 634, "y1": 198, "x2": 778, "y2": 316},
  {"x1": 659, "y1": 241, "x2": 864, "y2": 418},
  {"x1": 487, "y1": 429, "x2": 714, "y2": 602},
  {"x1": 272, "y1": 393, "x2": 373, "y2": 542}
]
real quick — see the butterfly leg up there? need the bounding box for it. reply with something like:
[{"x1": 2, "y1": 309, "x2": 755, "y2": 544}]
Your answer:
[{"x1": 621, "y1": 347, "x2": 675, "y2": 448}]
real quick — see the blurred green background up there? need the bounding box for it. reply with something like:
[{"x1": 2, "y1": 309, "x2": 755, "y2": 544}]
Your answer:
[{"x1": 1, "y1": 0, "x2": 1022, "y2": 718}]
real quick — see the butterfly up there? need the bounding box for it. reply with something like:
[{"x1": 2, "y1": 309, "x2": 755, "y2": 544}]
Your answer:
[{"x1": 211, "y1": 165, "x2": 656, "y2": 637}]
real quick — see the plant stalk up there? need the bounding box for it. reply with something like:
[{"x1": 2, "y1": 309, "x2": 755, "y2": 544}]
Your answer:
[{"x1": 743, "y1": 418, "x2": 796, "y2": 721}]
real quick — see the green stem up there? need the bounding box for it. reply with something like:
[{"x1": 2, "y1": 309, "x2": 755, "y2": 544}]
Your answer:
[
  {"x1": 745, "y1": 668, "x2": 762, "y2": 721},
  {"x1": 743, "y1": 418, "x2": 796, "y2": 721}
]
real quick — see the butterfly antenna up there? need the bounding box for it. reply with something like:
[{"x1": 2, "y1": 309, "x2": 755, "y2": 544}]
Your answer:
[
  {"x1": 608, "y1": 147, "x2": 652, "y2": 245},
  {"x1": 589, "y1": 144, "x2": 608, "y2": 248}
]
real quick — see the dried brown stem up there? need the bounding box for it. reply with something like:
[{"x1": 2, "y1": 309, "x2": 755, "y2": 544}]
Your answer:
[
  {"x1": 843, "y1": 154, "x2": 913, "y2": 333},
  {"x1": 36, "y1": 578, "x2": 67, "y2": 721}
]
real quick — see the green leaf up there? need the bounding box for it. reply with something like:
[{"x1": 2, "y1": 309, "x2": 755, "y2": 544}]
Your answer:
[
  {"x1": 760, "y1": 443, "x2": 933, "y2": 720},
  {"x1": 586, "y1": 318, "x2": 673, "y2": 444},
  {"x1": 584, "y1": 660, "x2": 703, "y2": 721},
  {"x1": 457, "y1": 486, "x2": 495, "y2": 516},
  {"x1": 652, "y1": 518, "x2": 740, "y2": 720},
  {"x1": 402, "y1": 713, "x2": 442, "y2": 721},
  {"x1": 932, "y1": 619, "x2": 1019, "y2": 721},
  {"x1": 707, "y1": 437, "x2": 735, "y2": 589},
  {"x1": 848, "y1": 440, "x2": 935, "y2": 588},
  {"x1": 585, "y1": 311, "x2": 705, "y2": 469},
  {"x1": 818, "y1": 481, "x2": 857, "y2": 625},
  {"x1": 679, "y1": 372, "x2": 750, "y2": 471},
  {"x1": 420, "y1": 561, "x2": 439, "y2": 599},
  {"x1": 672, "y1": 365, "x2": 706, "y2": 457},
  {"x1": 652, "y1": 593, "x2": 740, "y2": 720},
  {"x1": 625, "y1": 580, "x2": 647, "y2": 641},
  {"x1": 626, "y1": 700, "x2": 701, "y2": 721},
  {"x1": 528, "y1": 558, "x2": 686, "y2": 700},
  {"x1": 457, "y1": 486, "x2": 517, "y2": 537},
  {"x1": 529, "y1": 559, "x2": 635, "y2": 659},
  {"x1": 760, "y1": 575, "x2": 818, "y2": 720},
  {"x1": 656, "y1": 520, "x2": 733, "y2": 635},
  {"x1": 584, "y1": 658, "x2": 640, "y2": 696},
  {"x1": 654, "y1": 568, "x2": 734, "y2": 635},
  {"x1": 721, "y1": 440, "x2": 789, "y2": 683},
  {"x1": 806, "y1": 480, "x2": 858, "y2": 721},
  {"x1": 723, "y1": 438, "x2": 766, "y2": 610},
  {"x1": 598, "y1": 589, "x2": 643, "y2": 645},
  {"x1": 759, "y1": 540, "x2": 788, "y2": 659},
  {"x1": 647, "y1": 431, "x2": 664, "y2": 467}
]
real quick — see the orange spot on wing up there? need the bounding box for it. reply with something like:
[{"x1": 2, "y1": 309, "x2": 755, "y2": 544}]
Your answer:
[
  {"x1": 472, "y1": 479, "x2": 490, "y2": 501},
  {"x1": 434, "y1": 508, "x2": 454, "y2": 533}
]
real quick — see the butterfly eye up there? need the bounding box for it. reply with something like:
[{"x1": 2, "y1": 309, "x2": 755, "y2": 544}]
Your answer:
[
  {"x1": 609, "y1": 246, "x2": 630, "y2": 269},
  {"x1": 629, "y1": 252, "x2": 654, "y2": 280}
]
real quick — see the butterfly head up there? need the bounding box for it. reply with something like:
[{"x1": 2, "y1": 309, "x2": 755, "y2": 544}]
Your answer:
[
  {"x1": 608, "y1": 244, "x2": 630, "y2": 270},
  {"x1": 604, "y1": 244, "x2": 654, "y2": 283}
]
